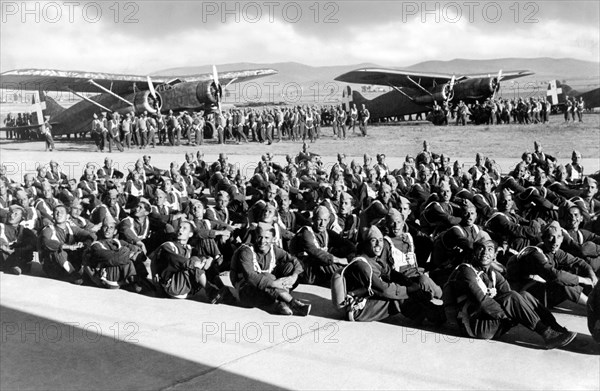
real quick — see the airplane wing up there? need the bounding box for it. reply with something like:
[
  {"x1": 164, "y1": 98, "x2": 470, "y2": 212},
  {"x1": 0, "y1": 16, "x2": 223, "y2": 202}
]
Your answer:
[
  {"x1": 0, "y1": 68, "x2": 278, "y2": 94},
  {"x1": 334, "y1": 68, "x2": 453, "y2": 88},
  {"x1": 334, "y1": 68, "x2": 533, "y2": 87},
  {"x1": 461, "y1": 70, "x2": 534, "y2": 81}
]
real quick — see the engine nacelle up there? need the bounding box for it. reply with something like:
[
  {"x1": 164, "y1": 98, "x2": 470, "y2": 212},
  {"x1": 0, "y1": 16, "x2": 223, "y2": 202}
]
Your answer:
[
  {"x1": 452, "y1": 77, "x2": 496, "y2": 101},
  {"x1": 195, "y1": 80, "x2": 222, "y2": 105},
  {"x1": 414, "y1": 83, "x2": 452, "y2": 104},
  {"x1": 132, "y1": 90, "x2": 162, "y2": 114},
  {"x1": 158, "y1": 81, "x2": 222, "y2": 112}
]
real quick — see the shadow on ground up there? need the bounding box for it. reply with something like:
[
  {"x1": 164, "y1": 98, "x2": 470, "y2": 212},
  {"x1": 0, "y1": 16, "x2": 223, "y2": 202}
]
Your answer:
[{"x1": 0, "y1": 306, "x2": 288, "y2": 390}]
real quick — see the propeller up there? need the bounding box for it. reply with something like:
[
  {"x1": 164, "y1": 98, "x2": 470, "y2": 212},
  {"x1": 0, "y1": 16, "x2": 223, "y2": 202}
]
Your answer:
[
  {"x1": 147, "y1": 76, "x2": 157, "y2": 98},
  {"x1": 492, "y1": 69, "x2": 503, "y2": 99},
  {"x1": 212, "y1": 64, "x2": 223, "y2": 114},
  {"x1": 445, "y1": 75, "x2": 456, "y2": 103}
]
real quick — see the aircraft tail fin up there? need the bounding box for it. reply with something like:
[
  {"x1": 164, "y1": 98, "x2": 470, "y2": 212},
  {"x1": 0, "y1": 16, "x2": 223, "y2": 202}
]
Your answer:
[
  {"x1": 30, "y1": 91, "x2": 66, "y2": 124},
  {"x1": 546, "y1": 80, "x2": 573, "y2": 105},
  {"x1": 351, "y1": 89, "x2": 368, "y2": 104},
  {"x1": 38, "y1": 91, "x2": 66, "y2": 119},
  {"x1": 341, "y1": 85, "x2": 370, "y2": 111}
]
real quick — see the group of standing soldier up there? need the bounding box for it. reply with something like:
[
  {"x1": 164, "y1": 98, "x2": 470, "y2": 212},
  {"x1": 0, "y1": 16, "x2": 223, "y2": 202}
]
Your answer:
[
  {"x1": 429, "y1": 96, "x2": 568, "y2": 126},
  {"x1": 86, "y1": 103, "x2": 371, "y2": 150}
]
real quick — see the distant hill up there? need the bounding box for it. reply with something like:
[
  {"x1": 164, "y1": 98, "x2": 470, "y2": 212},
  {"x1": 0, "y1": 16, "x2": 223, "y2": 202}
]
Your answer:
[{"x1": 153, "y1": 58, "x2": 600, "y2": 103}]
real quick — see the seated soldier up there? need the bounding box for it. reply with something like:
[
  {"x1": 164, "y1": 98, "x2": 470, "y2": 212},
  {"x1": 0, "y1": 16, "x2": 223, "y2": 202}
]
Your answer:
[
  {"x1": 429, "y1": 199, "x2": 491, "y2": 284},
  {"x1": 0, "y1": 205, "x2": 37, "y2": 275},
  {"x1": 444, "y1": 238, "x2": 577, "y2": 349},
  {"x1": 84, "y1": 220, "x2": 142, "y2": 292},
  {"x1": 337, "y1": 226, "x2": 443, "y2": 323},
  {"x1": 244, "y1": 203, "x2": 284, "y2": 248},
  {"x1": 471, "y1": 174, "x2": 497, "y2": 222},
  {"x1": 150, "y1": 220, "x2": 230, "y2": 302},
  {"x1": 118, "y1": 197, "x2": 170, "y2": 259},
  {"x1": 276, "y1": 189, "x2": 310, "y2": 249},
  {"x1": 382, "y1": 208, "x2": 442, "y2": 298},
  {"x1": 35, "y1": 181, "x2": 63, "y2": 226},
  {"x1": 336, "y1": 191, "x2": 359, "y2": 241},
  {"x1": 420, "y1": 182, "x2": 462, "y2": 236},
  {"x1": 485, "y1": 188, "x2": 541, "y2": 254},
  {"x1": 230, "y1": 223, "x2": 309, "y2": 316},
  {"x1": 561, "y1": 204, "x2": 600, "y2": 272},
  {"x1": 187, "y1": 199, "x2": 232, "y2": 244},
  {"x1": 151, "y1": 189, "x2": 185, "y2": 225},
  {"x1": 41, "y1": 205, "x2": 95, "y2": 284},
  {"x1": 57, "y1": 179, "x2": 84, "y2": 208},
  {"x1": 289, "y1": 206, "x2": 356, "y2": 286},
  {"x1": 205, "y1": 191, "x2": 242, "y2": 232},
  {"x1": 90, "y1": 189, "x2": 127, "y2": 225},
  {"x1": 68, "y1": 198, "x2": 101, "y2": 234},
  {"x1": 507, "y1": 221, "x2": 597, "y2": 308}
]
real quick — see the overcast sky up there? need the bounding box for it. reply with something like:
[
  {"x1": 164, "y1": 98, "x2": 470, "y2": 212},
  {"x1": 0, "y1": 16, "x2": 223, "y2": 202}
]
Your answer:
[{"x1": 1, "y1": 0, "x2": 599, "y2": 74}]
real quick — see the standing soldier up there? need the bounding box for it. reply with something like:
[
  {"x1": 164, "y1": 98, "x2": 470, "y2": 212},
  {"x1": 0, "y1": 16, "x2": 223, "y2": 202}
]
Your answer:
[
  {"x1": 195, "y1": 111, "x2": 206, "y2": 145},
  {"x1": 224, "y1": 109, "x2": 234, "y2": 141},
  {"x1": 337, "y1": 105, "x2": 347, "y2": 139},
  {"x1": 183, "y1": 111, "x2": 194, "y2": 145},
  {"x1": 100, "y1": 112, "x2": 109, "y2": 151},
  {"x1": 108, "y1": 113, "x2": 123, "y2": 152},
  {"x1": 290, "y1": 106, "x2": 299, "y2": 142},
  {"x1": 156, "y1": 113, "x2": 166, "y2": 145},
  {"x1": 91, "y1": 113, "x2": 103, "y2": 151},
  {"x1": 41, "y1": 115, "x2": 55, "y2": 151},
  {"x1": 147, "y1": 114, "x2": 157, "y2": 148},
  {"x1": 232, "y1": 109, "x2": 247, "y2": 143},
  {"x1": 214, "y1": 110, "x2": 224, "y2": 144},
  {"x1": 122, "y1": 112, "x2": 132, "y2": 149},
  {"x1": 456, "y1": 101, "x2": 468, "y2": 126},
  {"x1": 298, "y1": 106, "x2": 307, "y2": 141},
  {"x1": 275, "y1": 107, "x2": 284, "y2": 142},
  {"x1": 349, "y1": 103, "x2": 358, "y2": 134},
  {"x1": 359, "y1": 104, "x2": 370, "y2": 135},
  {"x1": 564, "y1": 96, "x2": 572, "y2": 122},
  {"x1": 264, "y1": 109, "x2": 275, "y2": 145},
  {"x1": 137, "y1": 112, "x2": 148, "y2": 149},
  {"x1": 305, "y1": 108, "x2": 315, "y2": 143},
  {"x1": 313, "y1": 106, "x2": 321, "y2": 140},
  {"x1": 331, "y1": 105, "x2": 338, "y2": 138},
  {"x1": 247, "y1": 109, "x2": 256, "y2": 141},
  {"x1": 129, "y1": 112, "x2": 138, "y2": 146},
  {"x1": 576, "y1": 97, "x2": 585, "y2": 122},
  {"x1": 166, "y1": 110, "x2": 176, "y2": 146}
]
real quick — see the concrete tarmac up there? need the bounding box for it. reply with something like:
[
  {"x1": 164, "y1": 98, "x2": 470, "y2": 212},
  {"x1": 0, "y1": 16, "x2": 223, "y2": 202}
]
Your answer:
[{"x1": 1, "y1": 272, "x2": 598, "y2": 390}]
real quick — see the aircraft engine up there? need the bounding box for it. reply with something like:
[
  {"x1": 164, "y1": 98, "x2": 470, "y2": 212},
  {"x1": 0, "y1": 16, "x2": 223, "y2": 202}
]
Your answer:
[
  {"x1": 452, "y1": 77, "x2": 496, "y2": 101},
  {"x1": 195, "y1": 80, "x2": 222, "y2": 105},
  {"x1": 132, "y1": 90, "x2": 163, "y2": 114},
  {"x1": 414, "y1": 83, "x2": 452, "y2": 104}
]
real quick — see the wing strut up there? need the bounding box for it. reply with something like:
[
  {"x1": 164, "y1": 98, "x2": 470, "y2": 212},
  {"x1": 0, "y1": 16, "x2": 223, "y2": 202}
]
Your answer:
[
  {"x1": 387, "y1": 84, "x2": 415, "y2": 102},
  {"x1": 67, "y1": 88, "x2": 113, "y2": 113},
  {"x1": 406, "y1": 76, "x2": 433, "y2": 96},
  {"x1": 88, "y1": 80, "x2": 134, "y2": 106},
  {"x1": 225, "y1": 78, "x2": 238, "y2": 89}
]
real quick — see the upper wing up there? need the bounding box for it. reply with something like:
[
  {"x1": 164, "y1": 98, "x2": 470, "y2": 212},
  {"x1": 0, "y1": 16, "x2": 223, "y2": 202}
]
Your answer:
[
  {"x1": 335, "y1": 68, "x2": 534, "y2": 87},
  {"x1": 0, "y1": 68, "x2": 278, "y2": 94},
  {"x1": 462, "y1": 70, "x2": 534, "y2": 81},
  {"x1": 334, "y1": 68, "x2": 453, "y2": 88}
]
